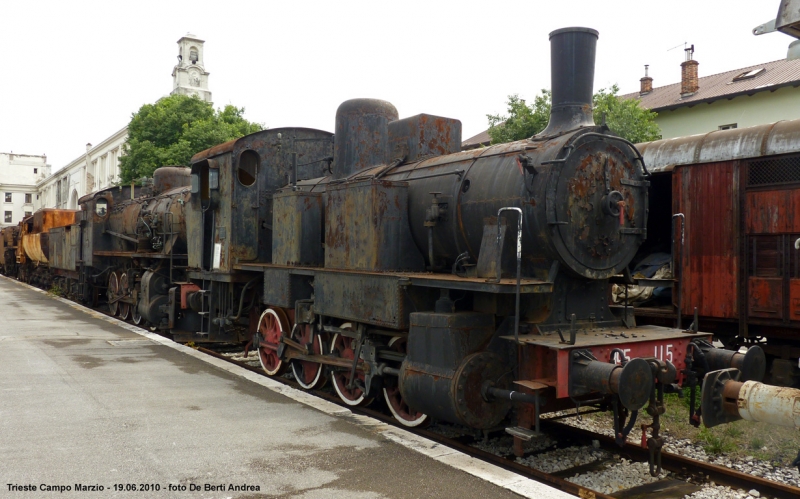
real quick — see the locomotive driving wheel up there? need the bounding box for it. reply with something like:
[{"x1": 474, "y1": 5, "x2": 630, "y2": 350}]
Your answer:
[
  {"x1": 118, "y1": 272, "x2": 131, "y2": 320},
  {"x1": 330, "y1": 323, "x2": 372, "y2": 407},
  {"x1": 257, "y1": 307, "x2": 288, "y2": 376},
  {"x1": 107, "y1": 271, "x2": 119, "y2": 316},
  {"x1": 131, "y1": 303, "x2": 143, "y2": 325},
  {"x1": 290, "y1": 323, "x2": 327, "y2": 390},
  {"x1": 383, "y1": 336, "x2": 428, "y2": 427}
]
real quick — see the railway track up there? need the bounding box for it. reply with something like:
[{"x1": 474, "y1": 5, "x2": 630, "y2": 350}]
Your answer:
[
  {"x1": 193, "y1": 345, "x2": 800, "y2": 499},
  {"x1": 13, "y1": 276, "x2": 793, "y2": 499}
]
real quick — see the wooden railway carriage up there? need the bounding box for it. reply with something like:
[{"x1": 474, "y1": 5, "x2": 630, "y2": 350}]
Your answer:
[{"x1": 630, "y1": 120, "x2": 800, "y2": 386}]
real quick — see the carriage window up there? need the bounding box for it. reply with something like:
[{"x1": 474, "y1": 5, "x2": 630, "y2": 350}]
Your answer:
[
  {"x1": 238, "y1": 150, "x2": 258, "y2": 187},
  {"x1": 96, "y1": 199, "x2": 108, "y2": 217}
]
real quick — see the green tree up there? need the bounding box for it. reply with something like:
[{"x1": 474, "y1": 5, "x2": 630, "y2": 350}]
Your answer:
[
  {"x1": 487, "y1": 90, "x2": 551, "y2": 144},
  {"x1": 119, "y1": 94, "x2": 263, "y2": 183},
  {"x1": 592, "y1": 85, "x2": 661, "y2": 144},
  {"x1": 486, "y1": 84, "x2": 660, "y2": 145}
]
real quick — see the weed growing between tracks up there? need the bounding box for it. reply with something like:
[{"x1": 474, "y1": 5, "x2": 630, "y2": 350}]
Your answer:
[{"x1": 580, "y1": 389, "x2": 800, "y2": 466}]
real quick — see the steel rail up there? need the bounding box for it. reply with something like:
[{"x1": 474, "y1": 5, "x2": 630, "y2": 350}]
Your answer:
[{"x1": 542, "y1": 420, "x2": 800, "y2": 499}]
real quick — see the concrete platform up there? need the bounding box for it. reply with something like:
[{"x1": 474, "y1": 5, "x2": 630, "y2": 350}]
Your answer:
[{"x1": 0, "y1": 276, "x2": 573, "y2": 499}]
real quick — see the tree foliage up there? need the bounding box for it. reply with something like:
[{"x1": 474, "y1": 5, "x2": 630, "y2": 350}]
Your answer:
[
  {"x1": 592, "y1": 85, "x2": 661, "y2": 144},
  {"x1": 486, "y1": 84, "x2": 660, "y2": 145},
  {"x1": 119, "y1": 94, "x2": 263, "y2": 183},
  {"x1": 486, "y1": 91, "x2": 551, "y2": 145}
]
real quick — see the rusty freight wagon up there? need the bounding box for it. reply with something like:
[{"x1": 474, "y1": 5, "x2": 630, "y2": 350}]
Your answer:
[
  {"x1": 625, "y1": 121, "x2": 800, "y2": 386},
  {"x1": 0, "y1": 225, "x2": 20, "y2": 276},
  {"x1": 15, "y1": 209, "x2": 81, "y2": 286}
]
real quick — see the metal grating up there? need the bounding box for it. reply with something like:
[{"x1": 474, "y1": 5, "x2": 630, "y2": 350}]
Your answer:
[{"x1": 748, "y1": 155, "x2": 800, "y2": 186}]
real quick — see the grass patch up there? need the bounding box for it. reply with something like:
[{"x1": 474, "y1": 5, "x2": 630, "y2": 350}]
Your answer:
[
  {"x1": 699, "y1": 426, "x2": 736, "y2": 455},
  {"x1": 579, "y1": 386, "x2": 800, "y2": 466}
]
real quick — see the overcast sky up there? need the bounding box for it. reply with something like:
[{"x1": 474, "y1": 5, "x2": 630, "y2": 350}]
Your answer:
[{"x1": 0, "y1": 1, "x2": 794, "y2": 171}]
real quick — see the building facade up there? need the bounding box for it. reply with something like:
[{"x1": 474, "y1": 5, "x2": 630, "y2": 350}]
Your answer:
[
  {"x1": 36, "y1": 127, "x2": 128, "y2": 210},
  {"x1": 0, "y1": 153, "x2": 50, "y2": 227}
]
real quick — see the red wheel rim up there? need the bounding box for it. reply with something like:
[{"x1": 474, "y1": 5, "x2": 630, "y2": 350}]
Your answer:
[
  {"x1": 383, "y1": 336, "x2": 428, "y2": 427},
  {"x1": 291, "y1": 324, "x2": 326, "y2": 389},
  {"x1": 119, "y1": 272, "x2": 131, "y2": 320},
  {"x1": 107, "y1": 271, "x2": 119, "y2": 316},
  {"x1": 257, "y1": 308, "x2": 287, "y2": 376},
  {"x1": 330, "y1": 326, "x2": 371, "y2": 406}
]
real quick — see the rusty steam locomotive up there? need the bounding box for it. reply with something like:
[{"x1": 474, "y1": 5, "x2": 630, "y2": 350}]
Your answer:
[{"x1": 5, "y1": 27, "x2": 798, "y2": 474}]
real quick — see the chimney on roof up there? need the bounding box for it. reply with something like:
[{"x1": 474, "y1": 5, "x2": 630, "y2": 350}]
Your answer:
[
  {"x1": 640, "y1": 65, "x2": 653, "y2": 95},
  {"x1": 681, "y1": 45, "x2": 699, "y2": 97}
]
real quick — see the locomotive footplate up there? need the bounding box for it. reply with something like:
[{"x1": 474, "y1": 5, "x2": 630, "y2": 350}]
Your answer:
[
  {"x1": 507, "y1": 325, "x2": 712, "y2": 399},
  {"x1": 235, "y1": 263, "x2": 554, "y2": 294}
]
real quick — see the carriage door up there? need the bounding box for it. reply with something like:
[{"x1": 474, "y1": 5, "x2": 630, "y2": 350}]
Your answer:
[
  {"x1": 745, "y1": 154, "x2": 800, "y2": 324},
  {"x1": 232, "y1": 150, "x2": 259, "y2": 261},
  {"x1": 748, "y1": 235, "x2": 785, "y2": 320}
]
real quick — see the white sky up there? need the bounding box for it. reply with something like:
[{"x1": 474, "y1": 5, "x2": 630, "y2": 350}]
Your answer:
[{"x1": 0, "y1": 1, "x2": 794, "y2": 171}]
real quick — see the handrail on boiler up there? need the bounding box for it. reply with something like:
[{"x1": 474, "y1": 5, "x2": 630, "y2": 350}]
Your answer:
[{"x1": 495, "y1": 207, "x2": 523, "y2": 344}]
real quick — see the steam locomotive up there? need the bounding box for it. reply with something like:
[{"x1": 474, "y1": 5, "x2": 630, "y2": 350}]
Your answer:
[{"x1": 5, "y1": 26, "x2": 798, "y2": 475}]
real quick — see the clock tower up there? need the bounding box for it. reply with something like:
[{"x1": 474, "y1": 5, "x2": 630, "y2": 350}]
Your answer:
[{"x1": 171, "y1": 33, "x2": 212, "y2": 102}]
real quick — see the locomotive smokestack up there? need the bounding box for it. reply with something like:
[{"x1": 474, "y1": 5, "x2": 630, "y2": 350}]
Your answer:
[
  {"x1": 333, "y1": 98, "x2": 398, "y2": 180},
  {"x1": 539, "y1": 27, "x2": 599, "y2": 137}
]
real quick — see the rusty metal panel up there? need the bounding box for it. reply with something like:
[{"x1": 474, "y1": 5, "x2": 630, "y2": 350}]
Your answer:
[
  {"x1": 748, "y1": 277, "x2": 784, "y2": 319},
  {"x1": 406, "y1": 312, "x2": 494, "y2": 369},
  {"x1": 262, "y1": 267, "x2": 314, "y2": 309},
  {"x1": 789, "y1": 280, "x2": 800, "y2": 320},
  {"x1": 745, "y1": 188, "x2": 800, "y2": 234},
  {"x1": 22, "y1": 233, "x2": 48, "y2": 263},
  {"x1": 674, "y1": 161, "x2": 739, "y2": 318},
  {"x1": 746, "y1": 190, "x2": 791, "y2": 233},
  {"x1": 324, "y1": 179, "x2": 424, "y2": 271},
  {"x1": 332, "y1": 99, "x2": 397, "y2": 180},
  {"x1": 48, "y1": 226, "x2": 80, "y2": 271},
  {"x1": 387, "y1": 114, "x2": 462, "y2": 164},
  {"x1": 315, "y1": 272, "x2": 407, "y2": 329},
  {"x1": 33, "y1": 209, "x2": 79, "y2": 233},
  {"x1": 272, "y1": 191, "x2": 323, "y2": 266}
]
